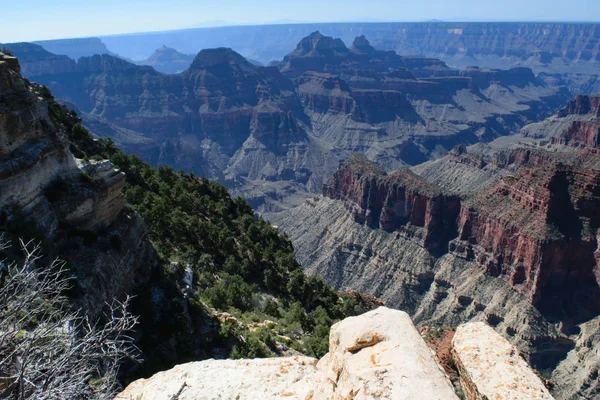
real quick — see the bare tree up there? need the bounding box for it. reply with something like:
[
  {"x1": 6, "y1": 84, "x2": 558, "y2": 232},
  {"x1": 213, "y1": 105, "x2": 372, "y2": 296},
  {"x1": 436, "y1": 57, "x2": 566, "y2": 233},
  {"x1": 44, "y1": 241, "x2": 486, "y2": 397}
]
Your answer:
[{"x1": 0, "y1": 236, "x2": 140, "y2": 399}]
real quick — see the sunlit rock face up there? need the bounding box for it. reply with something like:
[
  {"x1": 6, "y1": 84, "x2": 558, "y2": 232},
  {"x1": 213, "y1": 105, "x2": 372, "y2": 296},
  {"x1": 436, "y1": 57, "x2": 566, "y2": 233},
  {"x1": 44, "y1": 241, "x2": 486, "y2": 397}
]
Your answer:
[{"x1": 118, "y1": 307, "x2": 459, "y2": 400}]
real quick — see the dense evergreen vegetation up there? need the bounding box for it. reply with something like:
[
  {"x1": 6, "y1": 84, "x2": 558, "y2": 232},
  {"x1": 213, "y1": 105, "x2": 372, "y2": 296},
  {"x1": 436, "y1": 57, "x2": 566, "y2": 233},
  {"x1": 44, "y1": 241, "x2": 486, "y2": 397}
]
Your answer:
[{"x1": 46, "y1": 98, "x2": 371, "y2": 363}]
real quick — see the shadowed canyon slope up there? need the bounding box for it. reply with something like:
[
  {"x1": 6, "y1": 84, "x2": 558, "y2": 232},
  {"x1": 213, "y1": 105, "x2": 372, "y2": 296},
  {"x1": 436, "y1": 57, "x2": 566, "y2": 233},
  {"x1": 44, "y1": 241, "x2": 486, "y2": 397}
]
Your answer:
[
  {"x1": 269, "y1": 97, "x2": 600, "y2": 399},
  {"x1": 6, "y1": 33, "x2": 570, "y2": 211}
]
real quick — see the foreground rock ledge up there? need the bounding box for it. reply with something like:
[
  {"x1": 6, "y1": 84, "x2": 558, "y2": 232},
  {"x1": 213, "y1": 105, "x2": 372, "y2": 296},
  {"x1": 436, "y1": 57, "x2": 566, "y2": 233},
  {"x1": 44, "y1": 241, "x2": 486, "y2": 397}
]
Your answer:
[
  {"x1": 452, "y1": 322, "x2": 554, "y2": 400},
  {"x1": 117, "y1": 307, "x2": 458, "y2": 400}
]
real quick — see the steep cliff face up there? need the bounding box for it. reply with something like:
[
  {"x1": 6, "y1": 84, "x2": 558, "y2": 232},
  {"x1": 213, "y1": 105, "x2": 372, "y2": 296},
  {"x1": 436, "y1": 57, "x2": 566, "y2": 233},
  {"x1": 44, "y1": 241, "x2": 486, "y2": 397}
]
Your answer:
[
  {"x1": 318, "y1": 151, "x2": 600, "y2": 320},
  {"x1": 453, "y1": 161, "x2": 600, "y2": 319},
  {"x1": 0, "y1": 51, "x2": 155, "y2": 314},
  {"x1": 323, "y1": 154, "x2": 460, "y2": 255},
  {"x1": 557, "y1": 95, "x2": 600, "y2": 117}
]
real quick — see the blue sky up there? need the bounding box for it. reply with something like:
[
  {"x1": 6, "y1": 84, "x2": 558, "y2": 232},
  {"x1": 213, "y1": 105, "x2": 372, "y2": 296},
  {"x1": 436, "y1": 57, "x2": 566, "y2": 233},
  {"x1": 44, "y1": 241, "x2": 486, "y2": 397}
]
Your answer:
[{"x1": 2, "y1": 0, "x2": 599, "y2": 42}]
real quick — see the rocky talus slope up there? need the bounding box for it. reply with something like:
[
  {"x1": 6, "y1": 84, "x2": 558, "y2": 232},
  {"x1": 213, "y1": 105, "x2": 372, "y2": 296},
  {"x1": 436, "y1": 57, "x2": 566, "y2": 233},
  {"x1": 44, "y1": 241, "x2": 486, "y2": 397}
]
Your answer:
[
  {"x1": 4, "y1": 34, "x2": 569, "y2": 212},
  {"x1": 117, "y1": 307, "x2": 551, "y2": 400},
  {"x1": 269, "y1": 97, "x2": 600, "y2": 399}
]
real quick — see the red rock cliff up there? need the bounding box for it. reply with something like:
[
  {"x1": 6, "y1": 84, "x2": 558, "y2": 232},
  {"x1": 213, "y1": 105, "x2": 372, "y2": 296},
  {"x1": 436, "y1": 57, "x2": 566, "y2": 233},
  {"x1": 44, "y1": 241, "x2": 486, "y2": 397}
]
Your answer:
[
  {"x1": 452, "y1": 158, "x2": 600, "y2": 316},
  {"x1": 323, "y1": 154, "x2": 461, "y2": 254},
  {"x1": 326, "y1": 151, "x2": 600, "y2": 318}
]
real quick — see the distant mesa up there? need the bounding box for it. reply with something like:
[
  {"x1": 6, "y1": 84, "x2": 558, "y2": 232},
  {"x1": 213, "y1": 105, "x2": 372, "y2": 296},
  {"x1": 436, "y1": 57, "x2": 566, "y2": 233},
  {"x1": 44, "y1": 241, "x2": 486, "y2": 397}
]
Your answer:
[{"x1": 33, "y1": 37, "x2": 117, "y2": 60}]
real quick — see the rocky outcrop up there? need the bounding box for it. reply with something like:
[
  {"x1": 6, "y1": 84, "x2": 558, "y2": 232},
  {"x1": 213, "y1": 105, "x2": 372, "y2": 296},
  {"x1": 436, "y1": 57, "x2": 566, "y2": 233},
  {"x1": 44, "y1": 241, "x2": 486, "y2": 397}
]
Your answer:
[
  {"x1": 311, "y1": 307, "x2": 458, "y2": 399},
  {"x1": 521, "y1": 95, "x2": 600, "y2": 150},
  {"x1": 118, "y1": 307, "x2": 557, "y2": 400},
  {"x1": 452, "y1": 322, "x2": 554, "y2": 400},
  {"x1": 116, "y1": 357, "x2": 320, "y2": 400},
  {"x1": 117, "y1": 307, "x2": 459, "y2": 400},
  {"x1": 0, "y1": 51, "x2": 156, "y2": 314},
  {"x1": 557, "y1": 95, "x2": 600, "y2": 117}
]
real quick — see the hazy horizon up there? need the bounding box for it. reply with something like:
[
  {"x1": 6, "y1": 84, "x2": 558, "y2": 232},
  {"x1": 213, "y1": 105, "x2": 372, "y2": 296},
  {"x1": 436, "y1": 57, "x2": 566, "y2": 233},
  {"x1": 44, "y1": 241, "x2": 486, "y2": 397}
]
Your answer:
[{"x1": 2, "y1": 0, "x2": 599, "y2": 43}]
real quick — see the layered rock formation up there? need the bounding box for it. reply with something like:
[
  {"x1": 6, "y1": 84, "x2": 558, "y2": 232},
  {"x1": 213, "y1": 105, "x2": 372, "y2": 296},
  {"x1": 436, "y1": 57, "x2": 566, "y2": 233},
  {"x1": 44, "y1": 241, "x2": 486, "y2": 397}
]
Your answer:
[
  {"x1": 11, "y1": 33, "x2": 569, "y2": 212},
  {"x1": 521, "y1": 95, "x2": 600, "y2": 149},
  {"x1": 323, "y1": 154, "x2": 460, "y2": 255},
  {"x1": 0, "y1": 51, "x2": 155, "y2": 314},
  {"x1": 87, "y1": 22, "x2": 600, "y2": 94},
  {"x1": 0, "y1": 42, "x2": 76, "y2": 77},
  {"x1": 32, "y1": 37, "x2": 116, "y2": 60},
  {"x1": 311, "y1": 148, "x2": 600, "y2": 321},
  {"x1": 136, "y1": 45, "x2": 195, "y2": 74}
]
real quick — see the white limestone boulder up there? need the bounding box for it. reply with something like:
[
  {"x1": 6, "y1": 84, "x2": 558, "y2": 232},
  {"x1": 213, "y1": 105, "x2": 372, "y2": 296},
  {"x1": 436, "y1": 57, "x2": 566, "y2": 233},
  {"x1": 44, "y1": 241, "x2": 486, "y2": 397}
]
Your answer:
[
  {"x1": 452, "y1": 321, "x2": 554, "y2": 400},
  {"x1": 311, "y1": 306, "x2": 458, "y2": 399},
  {"x1": 115, "y1": 356, "x2": 320, "y2": 400}
]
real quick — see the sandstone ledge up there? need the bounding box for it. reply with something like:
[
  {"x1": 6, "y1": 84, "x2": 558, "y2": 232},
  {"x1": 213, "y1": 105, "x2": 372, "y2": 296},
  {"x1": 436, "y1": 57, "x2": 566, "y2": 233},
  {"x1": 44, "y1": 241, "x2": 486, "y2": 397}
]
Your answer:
[
  {"x1": 116, "y1": 357, "x2": 320, "y2": 400},
  {"x1": 117, "y1": 307, "x2": 458, "y2": 400},
  {"x1": 452, "y1": 322, "x2": 554, "y2": 400}
]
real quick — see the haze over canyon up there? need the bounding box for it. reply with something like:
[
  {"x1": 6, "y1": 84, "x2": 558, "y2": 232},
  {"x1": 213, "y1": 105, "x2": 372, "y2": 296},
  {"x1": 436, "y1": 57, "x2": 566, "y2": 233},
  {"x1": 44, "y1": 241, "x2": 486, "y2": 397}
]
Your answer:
[{"x1": 1, "y1": 15, "x2": 600, "y2": 400}]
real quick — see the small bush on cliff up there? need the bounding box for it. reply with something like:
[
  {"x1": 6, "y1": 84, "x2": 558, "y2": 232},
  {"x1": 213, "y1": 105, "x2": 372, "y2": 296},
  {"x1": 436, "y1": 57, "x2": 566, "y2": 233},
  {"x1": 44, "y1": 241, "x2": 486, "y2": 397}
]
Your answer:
[{"x1": 0, "y1": 47, "x2": 14, "y2": 56}]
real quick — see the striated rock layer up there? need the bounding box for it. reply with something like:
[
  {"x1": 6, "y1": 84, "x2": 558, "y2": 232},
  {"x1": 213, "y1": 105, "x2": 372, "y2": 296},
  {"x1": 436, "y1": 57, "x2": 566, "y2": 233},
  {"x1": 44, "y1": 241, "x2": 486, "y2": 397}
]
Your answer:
[
  {"x1": 521, "y1": 95, "x2": 600, "y2": 150},
  {"x1": 319, "y1": 146, "x2": 600, "y2": 323},
  {"x1": 0, "y1": 51, "x2": 156, "y2": 314},
  {"x1": 8, "y1": 33, "x2": 569, "y2": 212}
]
